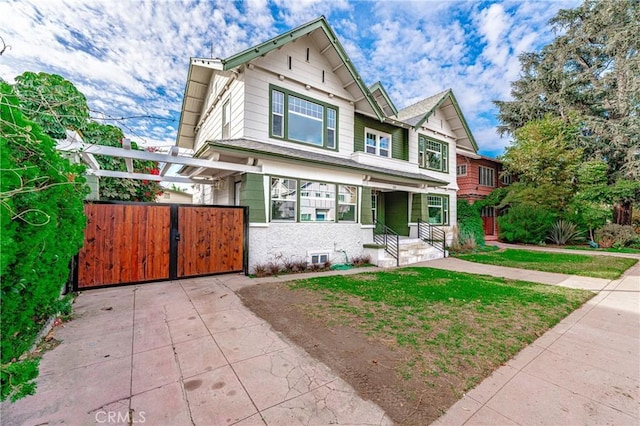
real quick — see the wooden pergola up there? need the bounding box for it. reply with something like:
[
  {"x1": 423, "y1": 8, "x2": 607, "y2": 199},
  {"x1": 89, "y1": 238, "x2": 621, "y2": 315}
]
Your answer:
[{"x1": 56, "y1": 130, "x2": 261, "y2": 185}]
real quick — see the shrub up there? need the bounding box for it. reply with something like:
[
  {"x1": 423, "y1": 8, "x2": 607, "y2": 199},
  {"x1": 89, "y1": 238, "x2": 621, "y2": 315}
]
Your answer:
[
  {"x1": 595, "y1": 224, "x2": 639, "y2": 248},
  {"x1": 267, "y1": 262, "x2": 282, "y2": 276},
  {"x1": 498, "y1": 205, "x2": 556, "y2": 244},
  {"x1": 351, "y1": 254, "x2": 372, "y2": 266},
  {"x1": 253, "y1": 263, "x2": 269, "y2": 278},
  {"x1": 548, "y1": 220, "x2": 584, "y2": 245},
  {"x1": 1, "y1": 82, "x2": 88, "y2": 401},
  {"x1": 456, "y1": 200, "x2": 485, "y2": 246}
]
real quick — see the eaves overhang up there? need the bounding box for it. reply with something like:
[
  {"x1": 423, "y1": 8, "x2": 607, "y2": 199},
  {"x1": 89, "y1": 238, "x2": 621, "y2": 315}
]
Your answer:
[
  {"x1": 203, "y1": 139, "x2": 448, "y2": 187},
  {"x1": 220, "y1": 16, "x2": 385, "y2": 121}
]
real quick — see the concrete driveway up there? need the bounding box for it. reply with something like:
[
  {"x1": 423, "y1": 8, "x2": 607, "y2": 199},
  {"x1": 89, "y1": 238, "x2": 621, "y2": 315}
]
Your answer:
[{"x1": 0, "y1": 269, "x2": 391, "y2": 426}]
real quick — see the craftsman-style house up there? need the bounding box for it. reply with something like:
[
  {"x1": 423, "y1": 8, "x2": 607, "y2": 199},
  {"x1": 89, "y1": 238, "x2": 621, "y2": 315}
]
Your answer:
[{"x1": 175, "y1": 16, "x2": 479, "y2": 270}]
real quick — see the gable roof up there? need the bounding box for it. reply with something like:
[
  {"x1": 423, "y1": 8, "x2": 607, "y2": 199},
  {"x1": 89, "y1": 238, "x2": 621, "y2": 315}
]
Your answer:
[
  {"x1": 397, "y1": 89, "x2": 478, "y2": 152},
  {"x1": 369, "y1": 82, "x2": 398, "y2": 117},
  {"x1": 176, "y1": 16, "x2": 385, "y2": 150},
  {"x1": 223, "y1": 16, "x2": 384, "y2": 119}
]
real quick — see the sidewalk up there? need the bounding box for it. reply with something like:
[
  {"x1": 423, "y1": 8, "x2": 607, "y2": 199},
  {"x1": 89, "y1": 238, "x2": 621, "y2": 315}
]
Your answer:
[{"x1": 431, "y1": 257, "x2": 640, "y2": 425}]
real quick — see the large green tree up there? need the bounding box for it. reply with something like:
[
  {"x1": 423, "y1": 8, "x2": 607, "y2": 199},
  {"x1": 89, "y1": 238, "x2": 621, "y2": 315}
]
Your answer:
[
  {"x1": 13, "y1": 72, "x2": 162, "y2": 202},
  {"x1": 499, "y1": 116, "x2": 583, "y2": 211},
  {"x1": 495, "y1": 0, "x2": 640, "y2": 223}
]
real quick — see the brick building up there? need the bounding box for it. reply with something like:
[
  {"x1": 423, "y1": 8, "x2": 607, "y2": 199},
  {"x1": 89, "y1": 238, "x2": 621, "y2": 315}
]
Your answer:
[{"x1": 456, "y1": 152, "x2": 511, "y2": 240}]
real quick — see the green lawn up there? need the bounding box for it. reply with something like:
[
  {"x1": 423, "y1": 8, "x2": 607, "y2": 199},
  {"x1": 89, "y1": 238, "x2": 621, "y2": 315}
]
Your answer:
[
  {"x1": 563, "y1": 245, "x2": 640, "y2": 254},
  {"x1": 291, "y1": 267, "x2": 593, "y2": 392},
  {"x1": 455, "y1": 249, "x2": 638, "y2": 279}
]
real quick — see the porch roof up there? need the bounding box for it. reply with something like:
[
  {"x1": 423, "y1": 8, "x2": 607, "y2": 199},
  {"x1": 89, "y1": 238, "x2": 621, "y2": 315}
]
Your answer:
[{"x1": 186, "y1": 139, "x2": 448, "y2": 187}]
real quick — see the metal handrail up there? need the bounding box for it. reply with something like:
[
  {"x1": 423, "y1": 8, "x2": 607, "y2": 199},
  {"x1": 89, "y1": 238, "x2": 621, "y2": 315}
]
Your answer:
[
  {"x1": 373, "y1": 220, "x2": 400, "y2": 266},
  {"x1": 417, "y1": 219, "x2": 447, "y2": 256}
]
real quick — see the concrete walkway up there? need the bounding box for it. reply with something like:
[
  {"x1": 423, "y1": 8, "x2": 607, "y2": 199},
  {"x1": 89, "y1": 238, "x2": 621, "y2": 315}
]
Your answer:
[{"x1": 2, "y1": 249, "x2": 638, "y2": 425}]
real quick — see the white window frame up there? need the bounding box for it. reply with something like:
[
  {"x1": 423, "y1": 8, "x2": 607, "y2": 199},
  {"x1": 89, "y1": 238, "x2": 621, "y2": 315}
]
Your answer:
[
  {"x1": 309, "y1": 253, "x2": 329, "y2": 265},
  {"x1": 222, "y1": 99, "x2": 231, "y2": 139},
  {"x1": 456, "y1": 164, "x2": 467, "y2": 176},
  {"x1": 419, "y1": 135, "x2": 448, "y2": 172},
  {"x1": 364, "y1": 128, "x2": 391, "y2": 158},
  {"x1": 479, "y1": 166, "x2": 495, "y2": 187}
]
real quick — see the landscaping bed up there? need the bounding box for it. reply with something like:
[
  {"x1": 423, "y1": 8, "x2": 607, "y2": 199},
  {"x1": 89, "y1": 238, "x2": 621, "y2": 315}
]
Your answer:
[
  {"x1": 455, "y1": 249, "x2": 638, "y2": 279},
  {"x1": 238, "y1": 267, "x2": 594, "y2": 425}
]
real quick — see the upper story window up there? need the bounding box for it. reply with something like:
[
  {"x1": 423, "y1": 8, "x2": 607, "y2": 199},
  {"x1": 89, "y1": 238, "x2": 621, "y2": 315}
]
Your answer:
[
  {"x1": 500, "y1": 172, "x2": 512, "y2": 185},
  {"x1": 222, "y1": 99, "x2": 230, "y2": 139},
  {"x1": 270, "y1": 85, "x2": 338, "y2": 150},
  {"x1": 456, "y1": 164, "x2": 467, "y2": 176},
  {"x1": 479, "y1": 166, "x2": 495, "y2": 187},
  {"x1": 418, "y1": 135, "x2": 448, "y2": 173},
  {"x1": 364, "y1": 128, "x2": 391, "y2": 157}
]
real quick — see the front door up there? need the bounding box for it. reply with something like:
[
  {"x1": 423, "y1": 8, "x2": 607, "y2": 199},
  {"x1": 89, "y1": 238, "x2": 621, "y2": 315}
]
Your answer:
[{"x1": 481, "y1": 206, "x2": 495, "y2": 235}]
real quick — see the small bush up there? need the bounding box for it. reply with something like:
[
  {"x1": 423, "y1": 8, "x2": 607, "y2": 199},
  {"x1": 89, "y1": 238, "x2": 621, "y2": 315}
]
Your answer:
[
  {"x1": 548, "y1": 220, "x2": 584, "y2": 245},
  {"x1": 351, "y1": 254, "x2": 372, "y2": 266},
  {"x1": 457, "y1": 200, "x2": 485, "y2": 246},
  {"x1": 253, "y1": 263, "x2": 269, "y2": 278},
  {"x1": 267, "y1": 262, "x2": 282, "y2": 276},
  {"x1": 498, "y1": 205, "x2": 556, "y2": 244},
  {"x1": 595, "y1": 224, "x2": 639, "y2": 248}
]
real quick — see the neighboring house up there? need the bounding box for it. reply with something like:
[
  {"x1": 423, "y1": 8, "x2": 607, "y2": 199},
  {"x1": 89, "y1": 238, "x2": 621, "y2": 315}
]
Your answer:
[
  {"x1": 175, "y1": 16, "x2": 479, "y2": 270},
  {"x1": 157, "y1": 188, "x2": 194, "y2": 204},
  {"x1": 456, "y1": 153, "x2": 511, "y2": 240}
]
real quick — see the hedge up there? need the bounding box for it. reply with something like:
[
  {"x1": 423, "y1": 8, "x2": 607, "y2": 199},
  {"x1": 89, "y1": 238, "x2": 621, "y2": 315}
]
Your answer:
[{"x1": 1, "y1": 82, "x2": 88, "y2": 401}]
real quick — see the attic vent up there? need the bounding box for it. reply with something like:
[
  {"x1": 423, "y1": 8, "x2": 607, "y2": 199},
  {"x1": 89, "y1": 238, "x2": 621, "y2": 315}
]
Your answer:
[
  {"x1": 288, "y1": 55, "x2": 292, "y2": 70},
  {"x1": 322, "y1": 70, "x2": 325, "y2": 83},
  {"x1": 306, "y1": 48, "x2": 310, "y2": 62}
]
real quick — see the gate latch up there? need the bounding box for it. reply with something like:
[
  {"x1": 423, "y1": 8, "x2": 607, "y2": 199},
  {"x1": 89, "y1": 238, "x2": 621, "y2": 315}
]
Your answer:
[{"x1": 175, "y1": 232, "x2": 181, "y2": 241}]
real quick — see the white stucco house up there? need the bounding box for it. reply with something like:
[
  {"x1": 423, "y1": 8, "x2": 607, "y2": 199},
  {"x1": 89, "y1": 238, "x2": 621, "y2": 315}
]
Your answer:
[{"x1": 175, "y1": 16, "x2": 479, "y2": 271}]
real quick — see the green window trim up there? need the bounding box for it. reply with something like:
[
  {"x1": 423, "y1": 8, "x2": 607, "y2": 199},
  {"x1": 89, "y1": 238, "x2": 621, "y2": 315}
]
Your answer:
[
  {"x1": 269, "y1": 175, "x2": 358, "y2": 223},
  {"x1": 427, "y1": 194, "x2": 450, "y2": 225},
  {"x1": 269, "y1": 84, "x2": 339, "y2": 151},
  {"x1": 418, "y1": 134, "x2": 448, "y2": 173},
  {"x1": 222, "y1": 98, "x2": 231, "y2": 139}
]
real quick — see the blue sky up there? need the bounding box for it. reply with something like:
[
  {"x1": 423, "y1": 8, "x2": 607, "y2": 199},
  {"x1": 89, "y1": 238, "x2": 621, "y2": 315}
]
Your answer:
[{"x1": 0, "y1": 0, "x2": 581, "y2": 158}]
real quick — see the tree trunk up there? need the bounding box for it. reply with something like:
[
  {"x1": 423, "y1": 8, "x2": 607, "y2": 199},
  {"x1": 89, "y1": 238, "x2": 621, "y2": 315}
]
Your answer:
[{"x1": 613, "y1": 201, "x2": 632, "y2": 226}]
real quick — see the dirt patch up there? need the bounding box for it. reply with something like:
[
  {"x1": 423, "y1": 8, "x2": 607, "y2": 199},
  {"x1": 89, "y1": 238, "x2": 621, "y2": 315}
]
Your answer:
[{"x1": 238, "y1": 282, "x2": 463, "y2": 425}]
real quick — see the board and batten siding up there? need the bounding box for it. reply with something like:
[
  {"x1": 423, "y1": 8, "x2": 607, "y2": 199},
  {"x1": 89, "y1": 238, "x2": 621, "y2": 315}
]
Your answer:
[
  {"x1": 353, "y1": 113, "x2": 408, "y2": 161},
  {"x1": 242, "y1": 41, "x2": 356, "y2": 156}
]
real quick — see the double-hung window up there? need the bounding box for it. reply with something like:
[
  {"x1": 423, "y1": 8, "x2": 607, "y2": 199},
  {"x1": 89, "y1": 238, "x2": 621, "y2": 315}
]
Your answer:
[
  {"x1": 418, "y1": 135, "x2": 448, "y2": 172},
  {"x1": 479, "y1": 166, "x2": 495, "y2": 187},
  {"x1": 270, "y1": 85, "x2": 338, "y2": 149},
  {"x1": 428, "y1": 195, "x2": 449, "y2": 225},
  {"x1": 271, "y1": 177, "x2": 297, "y2": 221},
  {"x1": 365, "y1": 128, "x2": 391, "y2": 157}
]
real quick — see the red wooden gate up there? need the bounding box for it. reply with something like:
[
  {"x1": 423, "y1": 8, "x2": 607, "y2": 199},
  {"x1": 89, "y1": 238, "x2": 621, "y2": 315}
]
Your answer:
[{"x1": 75, "y1": 202, "x2": 247, "y2": 289}]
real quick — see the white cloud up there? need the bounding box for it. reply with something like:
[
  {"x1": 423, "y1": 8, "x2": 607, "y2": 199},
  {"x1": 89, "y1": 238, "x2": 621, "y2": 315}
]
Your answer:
[{"x1": 0, "y1": 0, "x2": 583, "y2": 155}]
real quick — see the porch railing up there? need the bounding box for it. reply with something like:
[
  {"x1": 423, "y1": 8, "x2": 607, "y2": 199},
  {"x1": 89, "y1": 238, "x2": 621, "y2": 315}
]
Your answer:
[
  {"x1": 417, "y1": 219, "x2": 447, "y2": 256},
  {"x1": 373, "y1": 219, "x2": 399, "y2": 266}
]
